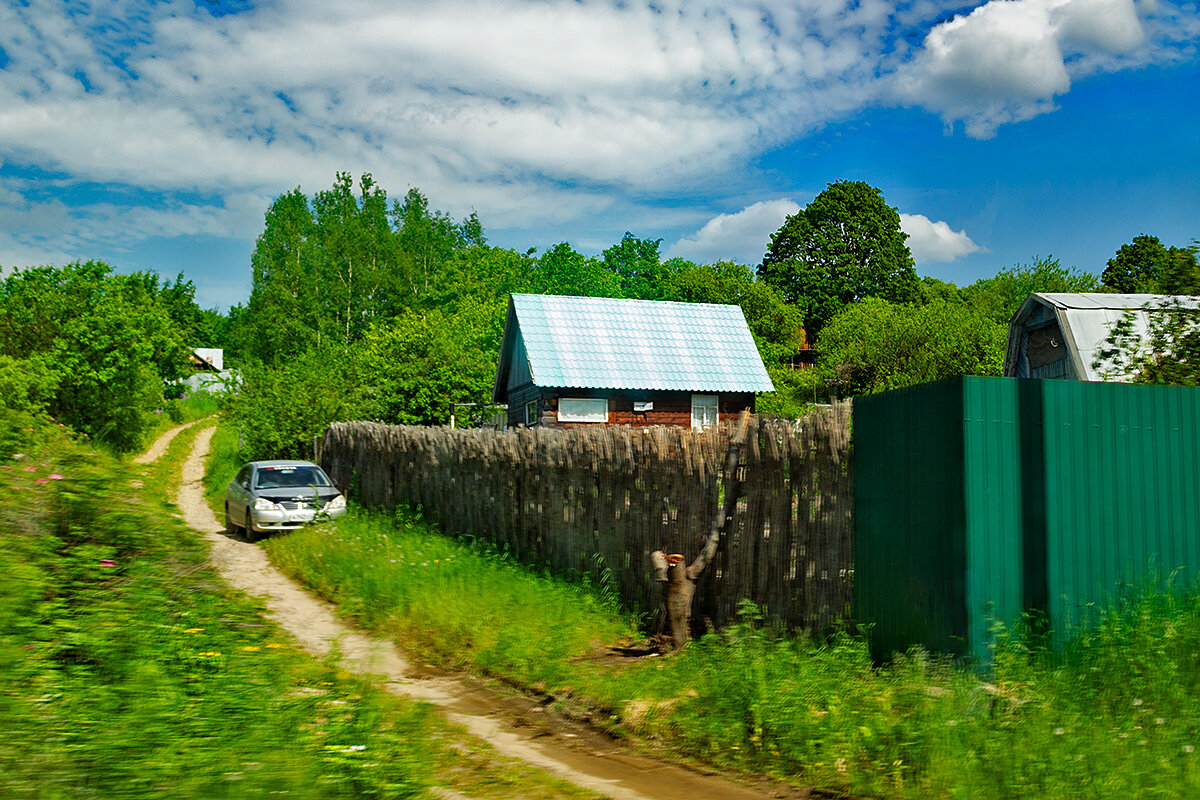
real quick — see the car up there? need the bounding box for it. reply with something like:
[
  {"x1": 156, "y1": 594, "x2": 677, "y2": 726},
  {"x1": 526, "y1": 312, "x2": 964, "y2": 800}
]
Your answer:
[{"x1": 224, "y1": 460, "x2": 347, "y2": 541}]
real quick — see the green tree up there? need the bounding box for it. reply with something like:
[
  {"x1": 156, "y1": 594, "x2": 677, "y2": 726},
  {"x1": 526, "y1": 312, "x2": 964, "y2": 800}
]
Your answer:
[
  {"x1": 0, "y1": 261, "x2": 193, "y2": 451},
  {"x1": 963, "y1": 257, "x2": 1102, "y2": 325},
  {"x1": 244, "y1": 188, "x2": 321, "y2": 362},
  {"x1": 815, "y1": 298, "x2": 1006, "y2": 396},
  {"x1": 525, "y1": 243, "x2": 622, "y2": 298},
  {"x1": 312, "y1": 172, "x2": 396, "y2": 345},
  {"x1": 393, "y1": 187, "x2": 466, "y2": 303},
  {"x1": 1102, "y1": 235, "x2": 1171, "y2": 293},
  {"x1": 233, "y1": 346, "x2": 380, "y2": 460},
  {"x1": 602, "y1": 233, "x2": 674, "y2": 300},
  {"x1": 758, "y1": 181, "x2": 919, "y2": 336},
  {"x1": 357, "y1": 300, "x2": 502, "y2": 426}
]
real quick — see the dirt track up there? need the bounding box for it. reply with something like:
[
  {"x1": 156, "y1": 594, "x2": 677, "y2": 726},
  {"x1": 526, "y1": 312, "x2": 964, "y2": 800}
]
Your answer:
[{"x1": 173, "y1": 424, "x2": 807, "y2": 800}]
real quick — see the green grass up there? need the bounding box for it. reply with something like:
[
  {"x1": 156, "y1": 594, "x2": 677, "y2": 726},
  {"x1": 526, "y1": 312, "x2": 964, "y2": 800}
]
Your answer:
[
  {"x1": 0, "y1": 418, "x2": 601, "y2": 800},
  {"x1": 143, "y1": 390, "x2": 224, "y2": 445}
]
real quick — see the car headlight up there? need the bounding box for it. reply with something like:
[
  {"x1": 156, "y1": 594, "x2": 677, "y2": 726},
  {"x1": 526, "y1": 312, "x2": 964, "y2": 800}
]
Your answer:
[
  {"x1": 326, "y1": 495, "x2": 346, "y2": 510},
  {"x1": 253, "y1": 497, "x2": 280, "y2": 511}
]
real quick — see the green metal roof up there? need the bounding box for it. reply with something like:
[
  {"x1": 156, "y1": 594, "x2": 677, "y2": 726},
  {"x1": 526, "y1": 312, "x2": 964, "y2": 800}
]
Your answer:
[{"x1": 497, "y1": 293, "x2": 774, "y2": 395}]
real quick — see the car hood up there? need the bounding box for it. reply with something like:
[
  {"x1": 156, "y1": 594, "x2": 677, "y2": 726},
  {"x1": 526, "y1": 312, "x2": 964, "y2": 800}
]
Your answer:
[{"x1": 255, "y1": 487, "x2": 342, "y2": 503}]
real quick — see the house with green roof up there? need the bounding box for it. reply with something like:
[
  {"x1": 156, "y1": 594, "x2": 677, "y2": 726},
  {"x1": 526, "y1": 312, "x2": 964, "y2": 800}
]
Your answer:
[{"x1": 492, "y1": 293, "x2": 774, "y2": 429}]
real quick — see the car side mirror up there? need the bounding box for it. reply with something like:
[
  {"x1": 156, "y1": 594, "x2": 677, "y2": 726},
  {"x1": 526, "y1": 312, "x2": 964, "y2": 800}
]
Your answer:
[{"x1": 241, "y1": 480, "x2": 250, "y2": 489}]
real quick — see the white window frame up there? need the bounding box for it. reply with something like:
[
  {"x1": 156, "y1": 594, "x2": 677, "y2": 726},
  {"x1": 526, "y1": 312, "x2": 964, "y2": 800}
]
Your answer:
[
  {"x1": 525, "y1": 400, "x2": 538, "y2": 426},
  {"x1": 691, "y1": 394, "x2": 719, "y2": 430},
  {"x1": 558, "y1": 397, "x2": 609, "y2": 423}
]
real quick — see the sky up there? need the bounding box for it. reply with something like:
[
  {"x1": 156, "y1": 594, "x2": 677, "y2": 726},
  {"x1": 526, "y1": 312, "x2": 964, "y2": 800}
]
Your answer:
[{"x1": 0, "y1": 0, "x2": 1197, "y2": 311}]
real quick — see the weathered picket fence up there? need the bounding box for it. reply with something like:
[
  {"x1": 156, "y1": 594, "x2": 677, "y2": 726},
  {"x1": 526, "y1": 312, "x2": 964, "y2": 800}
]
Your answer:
[{"x1": 320, "y1": 405, "x2": 853, "y2": 632}]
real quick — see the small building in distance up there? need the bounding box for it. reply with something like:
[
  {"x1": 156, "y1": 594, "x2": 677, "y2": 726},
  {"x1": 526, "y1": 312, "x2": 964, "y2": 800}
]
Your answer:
[
  {"x1": 492, "y1": 293, "x2": 774, "y2": 429},
  {"x1": 1003, "y1": 293, "x2": 1200, "y2": 381}
]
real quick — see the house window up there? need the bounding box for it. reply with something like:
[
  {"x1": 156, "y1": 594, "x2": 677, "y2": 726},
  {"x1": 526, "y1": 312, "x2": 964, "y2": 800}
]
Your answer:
[
  {"x1": 525, "y1": 400, "x2": 538, "y2": 426},
  {"x1": 559, "y1": 397, "x2": 609, "y2": 423},
  {"x1": 691, "y1": 394, "x2": 718, "y2": 429}
]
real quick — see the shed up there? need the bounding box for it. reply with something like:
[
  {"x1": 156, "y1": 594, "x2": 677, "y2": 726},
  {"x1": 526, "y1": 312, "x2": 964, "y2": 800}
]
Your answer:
[
  {"x1": 1003, "y1": 293, "x2": 1200, "y2": 381},
  {"x1": 492, "y1": 293, "x2": 774, "y2": 428}
]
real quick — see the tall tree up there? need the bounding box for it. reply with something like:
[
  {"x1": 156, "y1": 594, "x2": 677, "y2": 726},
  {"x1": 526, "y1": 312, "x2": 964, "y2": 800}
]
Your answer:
[
  {"x1": 758, "y1": 181, "x2": 919, "y2": 336},
  {"x1": 312, "y1": 172, "x2": 395, "y2": 345},
  {"x1": 1102, "y1": 234, "x2": 1172, "y2": 293},
  {"x1": 602, "y1": 233, "x2": 673, "y2": 300},
  {"x1": 245, "y1": 188, "x2": 320, "y2": 362}
]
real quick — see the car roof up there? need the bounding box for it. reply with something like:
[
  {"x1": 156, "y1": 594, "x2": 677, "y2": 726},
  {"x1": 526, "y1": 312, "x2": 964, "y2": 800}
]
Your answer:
[{"x1": 246, "y1": 460, "x2": 322, "y2": 469}]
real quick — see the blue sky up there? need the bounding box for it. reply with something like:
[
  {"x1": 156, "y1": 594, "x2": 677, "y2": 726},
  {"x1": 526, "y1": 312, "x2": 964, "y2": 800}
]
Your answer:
[{"x1": 0, "y1": 0, "x2": 1197, "y2": 310}]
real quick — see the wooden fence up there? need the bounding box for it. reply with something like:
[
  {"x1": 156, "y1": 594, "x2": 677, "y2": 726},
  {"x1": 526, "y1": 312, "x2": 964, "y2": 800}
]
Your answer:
[{"x1": 320, "y1": 405, "x2": 854, "y2": 633}]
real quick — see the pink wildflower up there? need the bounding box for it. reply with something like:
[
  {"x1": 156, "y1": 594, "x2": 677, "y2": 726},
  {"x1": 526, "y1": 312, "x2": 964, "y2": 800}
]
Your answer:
[
  {"x1": 0, "y1": 466, "x2": 10, "y2": 470},
  {"x1": 99, "y1": 560, "x2": 116, "y2": 568},
  {"x1": 48, "y1": 474, "x2": 64, "y2": 480},
  {"x1": 23, "y1": 466, "x2": 36, "y2": 472},
  {"x1": 35, "y1": 479, "x2": 48, "y2": 485}
]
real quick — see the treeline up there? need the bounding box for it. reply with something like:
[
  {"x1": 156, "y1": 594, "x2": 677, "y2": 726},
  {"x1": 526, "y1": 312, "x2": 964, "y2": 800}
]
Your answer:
[
  {"x1": 4, "y1": 172, "x2": 1195, "y2": 457},
  {"x1": 0, "y1": 261, "x2": 220, "y2": 453}
]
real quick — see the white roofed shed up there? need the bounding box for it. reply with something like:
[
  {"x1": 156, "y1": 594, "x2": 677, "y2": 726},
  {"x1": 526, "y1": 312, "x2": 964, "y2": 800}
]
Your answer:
[{"x1": 1003, "y1": 293, "x2": 1200, "y2": 382}]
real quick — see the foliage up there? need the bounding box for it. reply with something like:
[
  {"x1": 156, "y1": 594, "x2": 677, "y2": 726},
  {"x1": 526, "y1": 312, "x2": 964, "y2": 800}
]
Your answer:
[
  {"x1": 1101, "y1": 234, "x2": 1200, "y2": 294},
  {"x1": 0, "y1": 261, "x2": 204, "y2": 452},
  {"x1": 233, "y1": 347, "x2": 380, "y2": 460},
  {"x1": 0, "y1": 422, "x2": 438, "y2": 798},
  {"x1": 758, "y1": 181, "x2": 920, "y2": 336},
  {"x1": 815, "y1": 298, "x2": 1006, "y2": 396},
  {"x1": 357, "y1": 300, "x2": 503, "y2": 426},
  {"x1": 962, "y1": 256, "x2": 1102, "y2": 325},
  {"x1": 1094, "y1": 298, "x2": 1200, "y2": 384}
]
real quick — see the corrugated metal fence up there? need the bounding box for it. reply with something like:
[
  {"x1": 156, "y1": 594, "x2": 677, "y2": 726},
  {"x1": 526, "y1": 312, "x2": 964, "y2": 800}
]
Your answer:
[
  {"x1": 856, "y1": 376, "x2": 1200, "y2": 661},
  {"x1": 321, "y1": 407, "x2": 853, "y2": 633}
]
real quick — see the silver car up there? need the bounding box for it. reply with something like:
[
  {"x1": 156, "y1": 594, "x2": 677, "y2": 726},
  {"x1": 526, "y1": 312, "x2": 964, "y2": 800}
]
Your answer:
[{"x1": 224, "y1": 460, "x2": 347, "y2": 541}]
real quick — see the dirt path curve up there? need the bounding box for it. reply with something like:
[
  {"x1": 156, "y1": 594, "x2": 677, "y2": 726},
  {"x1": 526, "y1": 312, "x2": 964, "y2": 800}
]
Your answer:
[
  {"x1": 174, "y1": 425, "x2": 802, "y2": 800},
  {"x1": 133, "y1": 416, "x2": 212, "y2": 463}
]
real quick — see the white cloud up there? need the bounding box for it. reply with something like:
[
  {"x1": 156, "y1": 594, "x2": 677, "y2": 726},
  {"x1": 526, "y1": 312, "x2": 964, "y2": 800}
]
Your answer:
[
  {"x1": 0, "y1": 0, "x2": 1194, "y2": 280},
  {"x1": 668, "y1": 199, "x2": 801, "y2": 265},
  {"x1": 899, "y1": 213, "x2": 984, "y2": 264},
  {"x1": 894, "y1": 0, "x2": 1188, "y2": 137}
]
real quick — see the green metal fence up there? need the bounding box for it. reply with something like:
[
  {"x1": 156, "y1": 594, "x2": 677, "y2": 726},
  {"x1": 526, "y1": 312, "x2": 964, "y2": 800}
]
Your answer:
[{"x1": 855, "y1": 376, "x2": 1200, "y2": 662}]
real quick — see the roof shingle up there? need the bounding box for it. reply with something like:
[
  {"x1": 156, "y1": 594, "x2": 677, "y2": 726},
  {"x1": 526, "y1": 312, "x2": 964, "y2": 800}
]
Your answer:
[{"x1": 506, "y1": 293, "x2": 774, "y2": 393}]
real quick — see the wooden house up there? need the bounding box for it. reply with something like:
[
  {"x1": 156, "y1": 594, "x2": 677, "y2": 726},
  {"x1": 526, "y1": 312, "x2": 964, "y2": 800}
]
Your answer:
[
  {"x1": 1004, "y1": 293, "x2": 1200, "y2": 381},
  {"x1": 492, "y1": 293, "x2": 774, "y2": 428}
]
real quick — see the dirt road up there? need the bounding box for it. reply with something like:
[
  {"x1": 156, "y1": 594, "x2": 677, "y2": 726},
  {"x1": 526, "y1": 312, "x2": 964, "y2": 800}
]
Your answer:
[{"x1": 174, "y1": 424, "x2": 806, "y2": 800}]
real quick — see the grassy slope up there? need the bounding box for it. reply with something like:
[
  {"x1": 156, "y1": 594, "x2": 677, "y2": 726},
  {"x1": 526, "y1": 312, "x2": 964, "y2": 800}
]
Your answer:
[
  {"x1": 0, "y1": 418, "x2": 597, "y2": 800},
  {"x1": 205, "y1": 420, "x2": 1200, "y2": 799}
]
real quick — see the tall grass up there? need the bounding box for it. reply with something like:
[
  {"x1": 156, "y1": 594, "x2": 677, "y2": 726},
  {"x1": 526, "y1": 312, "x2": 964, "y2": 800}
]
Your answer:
[
  {"x1": 257, "y1": 495, "x2": 1200, "y2": 798},
  {"x1": 267, "y1": 509, "x2": 637, "y2": 690},
  {"x1": 0, "y1": 420, "x2": 600, "y2": 800}
]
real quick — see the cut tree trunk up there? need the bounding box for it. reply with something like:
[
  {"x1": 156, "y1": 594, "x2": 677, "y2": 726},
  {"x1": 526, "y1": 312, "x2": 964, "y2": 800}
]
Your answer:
[{"x1": 651, "y1": 409, "x2": 751, "y2": 650}]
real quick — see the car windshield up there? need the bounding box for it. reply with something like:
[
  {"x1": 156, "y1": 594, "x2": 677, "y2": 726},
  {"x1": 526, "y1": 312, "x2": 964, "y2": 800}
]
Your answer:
[{"x1": 254, "y1": 466, "x2": 332, "y2": 490}]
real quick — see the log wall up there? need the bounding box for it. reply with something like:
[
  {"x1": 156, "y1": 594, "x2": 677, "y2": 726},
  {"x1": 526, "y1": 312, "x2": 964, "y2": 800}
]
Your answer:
[{"x1": 320, "y1": 404, "x2": 854, "y2": 633}]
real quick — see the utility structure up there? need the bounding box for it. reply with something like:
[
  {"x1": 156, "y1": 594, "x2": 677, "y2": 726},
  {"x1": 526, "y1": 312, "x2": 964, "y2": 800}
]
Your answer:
[{"x1": 651, "y1": 409, "x2": 752, "y2": 649}]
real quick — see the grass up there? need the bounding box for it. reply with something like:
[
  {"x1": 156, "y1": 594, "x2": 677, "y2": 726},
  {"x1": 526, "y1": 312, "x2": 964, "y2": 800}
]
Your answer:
[
  {"x1": 143, "y1": 390, "x2": 224, "y2": 444},
  {"x1": 204, "y1": 420, "x2": 1200, "y2": 799},
  {"x1": 0, "y1": 417, "x2": 601, "y2": 800}
]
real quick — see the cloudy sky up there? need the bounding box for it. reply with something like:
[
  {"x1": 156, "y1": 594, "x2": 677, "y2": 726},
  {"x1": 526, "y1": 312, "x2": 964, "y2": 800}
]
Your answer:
[{"x1": 1, "y1": 0, "x2": 1197, "y2": 309}]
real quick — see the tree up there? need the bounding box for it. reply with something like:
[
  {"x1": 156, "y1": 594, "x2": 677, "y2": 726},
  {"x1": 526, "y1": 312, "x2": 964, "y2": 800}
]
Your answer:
[
  {"x1": 0, "y1": 261, "x2": 194, "y2": 451},
  {"x1": 1102, "y1": 235, "x2": 1171, "y2": 293},
  {"x1": 524, "y1": 243, "x2": 622, "y2": 298},
  {"x1": 758, "y1": 181, "x2": 919, "y2": 336},
  {"x1": 815, "y1": 298, "x2": 1006, "y2": 397},
  {"x1": 602, "y1": 233, "x2": 674, "y2": 300},
  {"x1": 963, "y1": 257, "x2": 1101, "y2": 325}
]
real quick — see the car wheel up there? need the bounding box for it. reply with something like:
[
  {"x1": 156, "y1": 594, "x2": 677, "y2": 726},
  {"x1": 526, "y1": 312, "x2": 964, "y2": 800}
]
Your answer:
[
  {"x1": 244, "y1": 512, "x2": 259, "y2": 543},
  {"x1": 225, "y1": 504, "x2": 239, "y2": 536}
]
